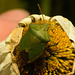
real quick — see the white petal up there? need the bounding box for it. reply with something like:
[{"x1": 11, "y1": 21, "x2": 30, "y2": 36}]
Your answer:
[
  {"x1": 52, "y1": 16, "x2": 75, "y2": 42},
  {"x1": 0, "y1": 40, "x2": 16, "y2": 75}
]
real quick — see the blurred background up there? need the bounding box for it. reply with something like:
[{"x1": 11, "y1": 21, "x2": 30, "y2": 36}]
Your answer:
[{"x1": 0, "y1": 0, "x2": 75, "y2": 26}]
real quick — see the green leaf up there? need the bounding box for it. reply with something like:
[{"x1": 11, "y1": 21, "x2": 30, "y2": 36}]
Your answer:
[
  {"x1": 30, "y1": 23, "x2": 50, "y2": 43},
  {"x1": 28, "y1": 43, "x2": 46, "y2": 63}
]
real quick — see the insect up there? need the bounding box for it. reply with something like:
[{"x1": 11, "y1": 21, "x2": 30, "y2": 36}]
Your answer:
[{"x1": 19, "y1": 4, "x2": 50, "y2": 63}]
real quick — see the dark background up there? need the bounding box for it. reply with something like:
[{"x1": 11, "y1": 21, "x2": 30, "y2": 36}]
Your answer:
[{"x1": 0, "y1": 0, "x2": 75, "y2": 26}]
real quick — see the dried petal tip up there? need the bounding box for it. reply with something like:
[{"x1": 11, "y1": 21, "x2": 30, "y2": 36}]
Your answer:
[{"x1": 0, "y1": 40, "x2": 16, "y2": 75}]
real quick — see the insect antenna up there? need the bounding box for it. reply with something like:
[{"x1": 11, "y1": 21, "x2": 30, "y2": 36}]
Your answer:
[{"x1": 37, "y1": 4, "x2": 44, "y2": 21}]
